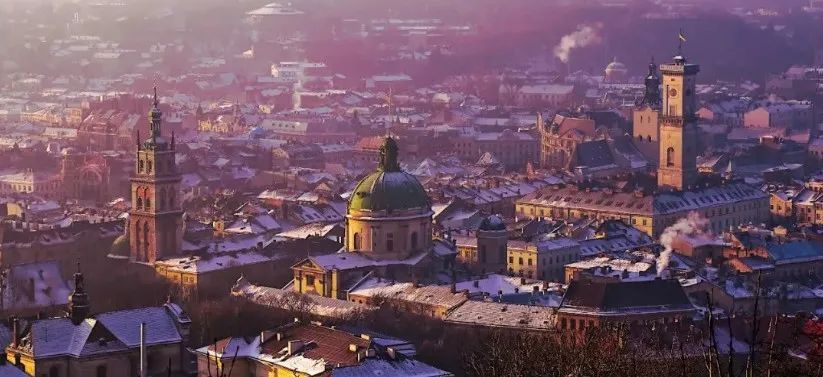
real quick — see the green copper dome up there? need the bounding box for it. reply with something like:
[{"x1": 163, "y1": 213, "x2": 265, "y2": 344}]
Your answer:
[
  {"x1": 109, "y1": 232, "x2": 130, "y2": 258},
  {"x1": 348, "y1": 137, "x2": 430, "y2": 213}
]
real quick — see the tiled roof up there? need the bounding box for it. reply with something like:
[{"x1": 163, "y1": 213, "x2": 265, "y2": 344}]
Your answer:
[
  {"x1": 560, "y1": 279, "x2": 694, "y2": 315},
  {"x1": 200, "y1": 322, "x2": 452, "y2": 376}
]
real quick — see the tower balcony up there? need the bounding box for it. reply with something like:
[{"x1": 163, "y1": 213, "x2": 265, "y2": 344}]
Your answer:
[
  {"x1": 660, "y1": 115, "x2": 684, "y2": 126},
  {"x1": 660, "y1": 115, "x2": 697, "y2": 126}
]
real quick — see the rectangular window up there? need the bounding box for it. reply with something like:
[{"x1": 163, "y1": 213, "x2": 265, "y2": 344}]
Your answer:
[{"x1": 306, "y1": 275, "x2": 315, "y2": 285}]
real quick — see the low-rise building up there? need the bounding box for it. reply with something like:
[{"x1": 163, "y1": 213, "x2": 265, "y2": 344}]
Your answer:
[
  {"x1": 195, "y1": 320, "x2": 452, "y2": 377},
  {"x1": 556, "y1": 279, "x2": 695, "y2": 329},
  {"x1": 5, "y1": 271, "x2": 192, "y2": 377},
  {"x1": 743, "y1": 100, "x2": 813, "y2": 129},
  {"x1": 507, "y1": 237, "x2": 580, "y2": 281},
  {"x1": 516, "y1": 183, "x2": 769, "y2": 236}
]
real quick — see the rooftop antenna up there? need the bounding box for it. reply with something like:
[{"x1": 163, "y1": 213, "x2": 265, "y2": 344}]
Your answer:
[{"x1": 387, "y1": 87, "x2": 395, "y2": 136}]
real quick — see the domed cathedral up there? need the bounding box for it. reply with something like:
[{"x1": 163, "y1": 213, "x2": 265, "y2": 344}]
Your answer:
[
  {"x1": 60, "y1": 149, "x2": 112, "y2": 204},
  {"x1": 346, "y1": 137, "x2": 433, "y2": 259},
  {"x1": 291, "y1": 137, "x2": 457, "y2": 299},
  {"x1": 604, "y1": 57, "x2": 628, "y2": 83},
  {"x1": 126, "y1": 88, "x2": 184, "y2": 264}
]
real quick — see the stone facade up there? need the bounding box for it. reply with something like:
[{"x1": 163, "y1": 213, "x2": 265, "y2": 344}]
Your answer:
[
  {"x1": 128, "y1": 90, "x2": 183, "y2": 264},
  {"x1": 657, "y1": 56, "x2": 700, "y2": 191}
]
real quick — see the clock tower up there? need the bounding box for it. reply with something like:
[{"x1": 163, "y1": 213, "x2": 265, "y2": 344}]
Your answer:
[
  {"x1": 657, "y1": 54, "x2": 699, "y2": 191},
  {"x1": 129, "y1": 88, "x2": 183, "y2": 264}
]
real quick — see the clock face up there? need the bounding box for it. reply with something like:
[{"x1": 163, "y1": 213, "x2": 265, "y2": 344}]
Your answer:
[{"x1": 669, "y1": 88, "x2": 678, "y2": 97}]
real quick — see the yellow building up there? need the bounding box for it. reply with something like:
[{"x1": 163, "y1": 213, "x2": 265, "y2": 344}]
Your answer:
[
  {"x1": 291, "y1": 137, "x2": 453, "y2": 299},
  {"x1": 506, "y1": 237, "x2": 580, "y2": 281},
  {"x1": 516, "y1": 183, "x2": 769, "y2": 237},
  {"x1": 0, "y1": 170, "x2": 62, "y2": 199},
  {"x1": 657, "y1": 54, "x2": 700, "y2": 191}
]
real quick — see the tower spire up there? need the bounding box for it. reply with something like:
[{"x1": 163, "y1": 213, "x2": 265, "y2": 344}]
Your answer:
[
  {"x1": 148, "y1": 86, "x2": 163, "y2": 142},
  {"x1": 379, "y1": 137, "x2": 400, "y2": 172},
  {"x1": 639, "y1": 57, "x2": 661, "y2": 108},
  {"x1": 68, "y1": 262, "x2": 90, "y2": 325}
]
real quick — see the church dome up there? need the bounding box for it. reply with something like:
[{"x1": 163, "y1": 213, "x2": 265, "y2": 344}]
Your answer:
[
  {"x1": 109, "y1": 233, "x2": 130, "y2": 259},
  {"x1": 479, "y1": 214, "x2": 506, "y2": 231},
  {"x1": 605, "y1": 58, "x2": 627, "y2": 75},
  {"x1": 348, "y1": 137, "x2": 430, "y2": 214}
]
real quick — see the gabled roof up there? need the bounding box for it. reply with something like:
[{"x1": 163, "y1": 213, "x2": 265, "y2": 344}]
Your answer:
[
  {"x1": 574, "y1": 139, "x2": 614, "y2": 168},
  {"x1": 17, "y1": 304, "x2": 185, "y2": 358}
]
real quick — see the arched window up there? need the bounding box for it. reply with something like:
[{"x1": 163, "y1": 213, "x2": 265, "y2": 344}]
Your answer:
[
  {"x1": 138, "y1": 160, "x2": 144, "y2": 173},
  {"x1": 145, "y1": 198, "x2": 151, "y2": 211},
  {"x1": 96, "y1": 365, "x2": 107, "y2": 377},
  {"x1": 49, "y1": 366, "x2": 59, "y2": 377},
  {"x1": 410, "y1": 232, "x2": 418, "y2": 250},
  {"x1": 647, "y1": 135, "x2": 651, "y2": 142},
  {"x1": 143, "y1": 223, "x2": 150, "y2": 254},
  {"x1": 136, "y1": 197, "x2": 143, "y2": 210},
  {"x1": 386, "y1": 233, "x2": 394, "y2": 252},
  {"x1": 147, "y1": 160, "x2": 153, "y2": 173},
  {"x1": 637, "y1": 135, "x2": 642, "y2": 141},
  {"x1": 666, "y1": 147, "x2": 675, "y2": 167},
  {"x1": 353, "y1": 233, "x2": 361, "y2": 250},
  {"x1": 169, "y1": 192, "x2": 175, "y2": 208},
  {"x1": 158, "y1": 189, "x2": 166, "y2": 210}
]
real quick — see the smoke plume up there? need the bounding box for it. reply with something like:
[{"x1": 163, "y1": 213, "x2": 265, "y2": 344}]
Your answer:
[
  {"x1": 553, "y1": 24, "x2": 603, "y2": 63},
  {"x1": 657, "y1": 212, "x2": 710, "y2": 276}
]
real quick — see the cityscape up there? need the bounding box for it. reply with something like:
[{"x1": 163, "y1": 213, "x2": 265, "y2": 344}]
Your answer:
[{"x1": 0, "y1": 0, "x2": 823, "y2": 376}]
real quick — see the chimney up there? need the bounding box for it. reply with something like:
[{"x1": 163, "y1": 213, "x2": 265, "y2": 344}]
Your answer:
[
  {"x1": 139, "y1": 323, "x2": 147, "y2": 377},
  {"x1": 473, "y1": 280, "x2": 479, "y2": 288},
  {"x1": 276, "y1": 332, "x2": 283, "y2": 341},
  {"x1": 450, "y1": 283, "x2": 456, "y2": 294},
  {"x1": 287, "y1": 340, "x2": 304, "y2": 356},
  {"x1": 348, "y1": 343, "x2": 358, "y2": 353}
]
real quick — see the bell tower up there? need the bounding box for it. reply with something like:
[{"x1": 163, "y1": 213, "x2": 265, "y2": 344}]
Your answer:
[
  {"x1": 129, "y1": 87, "x2": 183, "y2": 264},
  {"x1": 657, "y1": 53, "x2": 699, "y2": 191}
]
